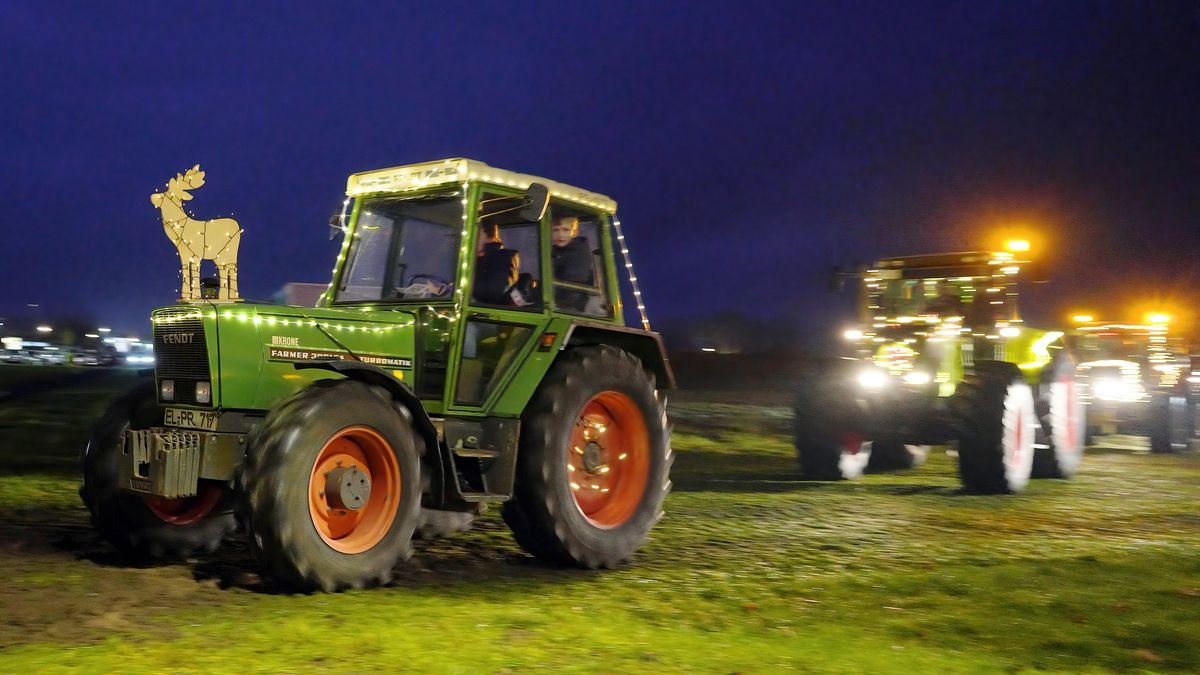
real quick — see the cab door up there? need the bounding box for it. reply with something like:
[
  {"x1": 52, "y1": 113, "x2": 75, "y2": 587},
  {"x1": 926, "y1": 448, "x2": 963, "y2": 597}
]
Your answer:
[{"x1": 445, "y1": 185, "x2": 551, "y2": 415}]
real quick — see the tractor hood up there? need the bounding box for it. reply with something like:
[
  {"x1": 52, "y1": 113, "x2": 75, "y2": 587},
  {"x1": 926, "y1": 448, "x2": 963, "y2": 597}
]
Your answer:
[{"x1": 151, "y1": 303, "x2": 417, "y2": 411}]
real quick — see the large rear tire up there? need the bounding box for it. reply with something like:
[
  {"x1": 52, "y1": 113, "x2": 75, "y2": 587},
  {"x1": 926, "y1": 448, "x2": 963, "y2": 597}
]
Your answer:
[
  {"x1": 1032, "y1": 356, "x2": 1085, "y2": 478},
  {"x1": 243, "y1": 380, "x2": 421, "y2": 591},
  {"x1": 502, "y1": 346, "x2": 671, "y2": 569},
  {"x1": 80, "y1": 381, "x2": 236, "y2": 558},
  {"x1": 951, "y1": 362, "x2": 1037, "y2": 494},
  {"x1": 793, "y1": 364, "x2": 871, "y2": 479}
]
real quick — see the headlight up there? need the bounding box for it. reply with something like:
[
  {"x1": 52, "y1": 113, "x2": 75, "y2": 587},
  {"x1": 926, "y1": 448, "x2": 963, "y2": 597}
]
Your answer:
[
  {"x1": 1092, "y1": 377, "x2": 1142, "y2": 402},
  {"x1": 857, "y1": 370, "x2": 888, "y2": 390},
  {"x1": 195, "y1": 381, "x2": 211, "y2": 404},
  {"x1": 161, "y1": 379, "x2": 175, "y2": 401},
  {"x1": 902, "y1": 371, "x2": 931, "y2": 385}
]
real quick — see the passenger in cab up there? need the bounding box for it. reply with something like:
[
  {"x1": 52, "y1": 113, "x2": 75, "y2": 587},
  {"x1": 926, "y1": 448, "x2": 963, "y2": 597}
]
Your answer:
[{"x1": 552, "y1": 216, "x2": 593, "y2": 312}]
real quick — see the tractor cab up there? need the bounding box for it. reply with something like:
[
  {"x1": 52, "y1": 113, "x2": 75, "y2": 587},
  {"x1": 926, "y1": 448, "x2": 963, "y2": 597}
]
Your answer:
[{"x1": 844, "y1": 249, "x2": 1052, "y2": 395}]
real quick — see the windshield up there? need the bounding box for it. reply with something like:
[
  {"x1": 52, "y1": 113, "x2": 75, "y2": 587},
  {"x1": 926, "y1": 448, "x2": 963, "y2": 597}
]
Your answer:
[
  {"x1": 335, "y1": 192, "x2": 462, "y2": 303},
  {"x1": 870, "y1": 276, "x2": 1014, "y2": 326}
]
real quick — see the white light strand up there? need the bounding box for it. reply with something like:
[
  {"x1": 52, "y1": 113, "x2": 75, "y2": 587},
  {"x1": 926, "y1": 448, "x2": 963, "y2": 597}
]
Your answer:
[
  {"x1": 457, "y1": 183, "x2": 470, "y2": 308},
  {"x1": 611, "y1": 216, "x2": 651, "y2": 331},
  {"x1": 319, "y1": 197, "x2": 354, "y2": 307}
]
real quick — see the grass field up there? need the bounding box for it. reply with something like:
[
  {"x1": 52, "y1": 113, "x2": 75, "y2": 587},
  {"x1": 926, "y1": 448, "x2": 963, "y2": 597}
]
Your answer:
[{"x1": 0, "y1": 370, "x2": 1197, "y2": 672}]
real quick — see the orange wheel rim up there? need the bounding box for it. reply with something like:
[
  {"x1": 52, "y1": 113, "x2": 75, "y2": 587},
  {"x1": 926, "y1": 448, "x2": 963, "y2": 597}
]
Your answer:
[
  {"x1": 566, "y1": 391, "x2": 651, "y2": 529},
  {"x1": 308, "y1": 426, "x2": 401, "y2": 554},
  {"x1": 144, "y1": 481, "x2": 222, "y2": 525}
]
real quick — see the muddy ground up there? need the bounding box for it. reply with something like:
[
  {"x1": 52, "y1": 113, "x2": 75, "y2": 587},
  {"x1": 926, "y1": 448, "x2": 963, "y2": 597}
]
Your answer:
[{"x1": 1, "y1": 366, "x2": 1197, "y2": 672}]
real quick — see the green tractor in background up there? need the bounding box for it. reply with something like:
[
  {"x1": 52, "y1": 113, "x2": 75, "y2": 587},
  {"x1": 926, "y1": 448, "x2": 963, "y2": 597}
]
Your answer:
[
  {"x1": 81, "y1": 158, "x2": 674, "y2": 591},
  {"x1": 794, "y1": 244, "x2": 1085, "y2": 493},
  {"x1": 1067, "y1": 315, "x2": 1197, "y2": 453}
]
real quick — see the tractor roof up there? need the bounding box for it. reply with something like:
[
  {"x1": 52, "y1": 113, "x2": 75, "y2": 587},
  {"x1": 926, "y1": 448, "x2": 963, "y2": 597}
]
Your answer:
[
  {"x1": 870, "y1": 251, "x2": 1025, "y2": 279},
  {"x1": 345, "y1": 158, "x2": 617, "y2": 213}
]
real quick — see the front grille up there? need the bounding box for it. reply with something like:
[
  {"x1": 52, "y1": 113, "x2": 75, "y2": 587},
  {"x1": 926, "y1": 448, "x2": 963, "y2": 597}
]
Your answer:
[{"x1": 153, "y1": 309, "x2": 212, "y2": 406}]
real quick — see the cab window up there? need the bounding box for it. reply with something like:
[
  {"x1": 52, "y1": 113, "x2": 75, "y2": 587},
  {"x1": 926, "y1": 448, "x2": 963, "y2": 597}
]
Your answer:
[
  {"x1": 336, "y1": 192, "x2": 461, "y2": 303},
  {"x1": 549, "y1": 204, "x2": 610, "y2": 318},
  {"x1": 471, "y1": 191, "x2": 542, "y2": 311}
]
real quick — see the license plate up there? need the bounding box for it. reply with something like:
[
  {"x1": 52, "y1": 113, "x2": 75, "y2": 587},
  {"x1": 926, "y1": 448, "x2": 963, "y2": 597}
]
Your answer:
[{"x1": 163, "y1": 407, "x2": 219, "y2": 431}]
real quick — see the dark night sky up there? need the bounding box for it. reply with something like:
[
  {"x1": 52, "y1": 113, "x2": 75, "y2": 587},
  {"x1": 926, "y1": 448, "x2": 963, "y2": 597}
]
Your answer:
[{"x1": 1, "y1": 1, "x2": 1197, "y2": 343}]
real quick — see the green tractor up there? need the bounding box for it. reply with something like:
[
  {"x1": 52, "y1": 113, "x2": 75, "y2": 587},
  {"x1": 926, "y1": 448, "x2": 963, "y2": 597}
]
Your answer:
[
  {"x1": 81, "y1": 158, "x2": 674, "y2": 591},
  {"x1": 794, "y1": 246, "x2": 1084, "y2": 493},
  {"x1": 1068, "y1": 316, "x2": 1196, "y2": 452}
]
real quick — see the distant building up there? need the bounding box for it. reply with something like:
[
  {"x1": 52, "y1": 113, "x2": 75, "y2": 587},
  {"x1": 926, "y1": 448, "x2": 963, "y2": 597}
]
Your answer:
[{"x1": 272, "y1": 283, "x2": 327, "y2": 307}]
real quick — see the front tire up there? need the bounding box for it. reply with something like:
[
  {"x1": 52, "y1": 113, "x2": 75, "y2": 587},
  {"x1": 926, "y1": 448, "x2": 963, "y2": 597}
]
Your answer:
[
  {"x1": 243, "y1": 380, "x2": 421, "y2": 591},
  {"x1": 793, "y1": 364, "x2": 871, "y2": 480},
  {"x1": 1033, "y1": 356, "x2": 1085, "y2": 478},
  {"x1": 951, "y1": 363, "x2": 1037, "y2": 494},
  {"x1": 80, "y1": 380, "x2": 236, "y2": 558},
  {"x1": 502, "y1": 346, "x2": 671, "y2": 569}
]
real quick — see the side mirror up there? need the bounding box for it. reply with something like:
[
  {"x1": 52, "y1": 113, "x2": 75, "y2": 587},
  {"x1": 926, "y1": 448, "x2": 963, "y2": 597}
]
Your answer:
[
  {"x1": 519, "y1": 183, "x2": 550, "y2": 222},
  {"x1": 329, "y1": 213, "x2": 346, "y2": 241}
]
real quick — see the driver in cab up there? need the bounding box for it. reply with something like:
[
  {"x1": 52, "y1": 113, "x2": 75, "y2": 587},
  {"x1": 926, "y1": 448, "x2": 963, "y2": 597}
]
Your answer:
[{"x1": 473, "y1": 222, "x2": 522, "y2": 305}]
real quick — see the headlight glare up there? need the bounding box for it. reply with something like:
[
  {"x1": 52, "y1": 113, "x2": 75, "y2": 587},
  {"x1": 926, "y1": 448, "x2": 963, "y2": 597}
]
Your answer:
[{"x1": 857, "y1": 370, "x2": 887, "y2": 390}]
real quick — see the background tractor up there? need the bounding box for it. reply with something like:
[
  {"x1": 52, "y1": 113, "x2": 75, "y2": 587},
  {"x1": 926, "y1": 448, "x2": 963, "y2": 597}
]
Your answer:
[
  {"x1": 1067, "y1": 315, "x2": 1196, "y2": 451},
  {"x1": 81, "y1": 158, "x2": 674, "y2": 591},
  {"x1": 794, "y1": 244, "x2": 1085, "y2": 493}
]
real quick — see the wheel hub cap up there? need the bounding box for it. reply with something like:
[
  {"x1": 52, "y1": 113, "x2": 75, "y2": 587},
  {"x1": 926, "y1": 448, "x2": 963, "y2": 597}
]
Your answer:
[
  {"x1": 582, "y1": 441, "x2": 605, "y2": 473},
  {"x1": 325, "y1": 465, "x2": 371, "y2": 511}
]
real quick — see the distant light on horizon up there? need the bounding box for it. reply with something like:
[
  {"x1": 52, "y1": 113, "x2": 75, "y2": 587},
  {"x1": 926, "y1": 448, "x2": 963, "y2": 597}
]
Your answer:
[{"x1": 36, "y1": 325, "x2": 52, "y2": 333}]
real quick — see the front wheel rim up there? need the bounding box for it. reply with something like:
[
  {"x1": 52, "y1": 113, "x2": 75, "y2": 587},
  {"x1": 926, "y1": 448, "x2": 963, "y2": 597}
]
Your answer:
[
  {"x1": 144, "y1": 481, "x2": 222, "y2": 525},
  {"x1": 1002, "y1": 383, "x2": 1036, "y2": 490},
  {"x1": 566, "y1": 391, "x2": 651, "y2": 529},
  {"x1": 308, "y1": 426, "x2": 401, "y2": 554}
]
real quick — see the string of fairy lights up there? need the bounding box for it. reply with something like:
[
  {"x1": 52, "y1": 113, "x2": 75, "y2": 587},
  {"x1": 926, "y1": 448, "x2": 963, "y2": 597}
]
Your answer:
[
  {"x1": 611, "y1": 216, "x2": 651, "y2": 331},
  {"x1": 162, "y1": 160, "x2": 654, "y2": 339},
  {"x1": 152, "y1": 308, "x2": 413, "y2": 333}
]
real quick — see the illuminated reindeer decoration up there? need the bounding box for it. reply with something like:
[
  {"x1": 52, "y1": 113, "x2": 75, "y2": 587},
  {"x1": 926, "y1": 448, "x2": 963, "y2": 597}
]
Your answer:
[{"x1": 150, "y1": 165, "x2": 243, "y2": 301}]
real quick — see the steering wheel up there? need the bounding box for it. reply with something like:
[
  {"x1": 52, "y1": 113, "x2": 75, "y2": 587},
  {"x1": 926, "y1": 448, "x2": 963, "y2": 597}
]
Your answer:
[{"x1": 397, "y1": 274, "x2": 452, "y2": 299}]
